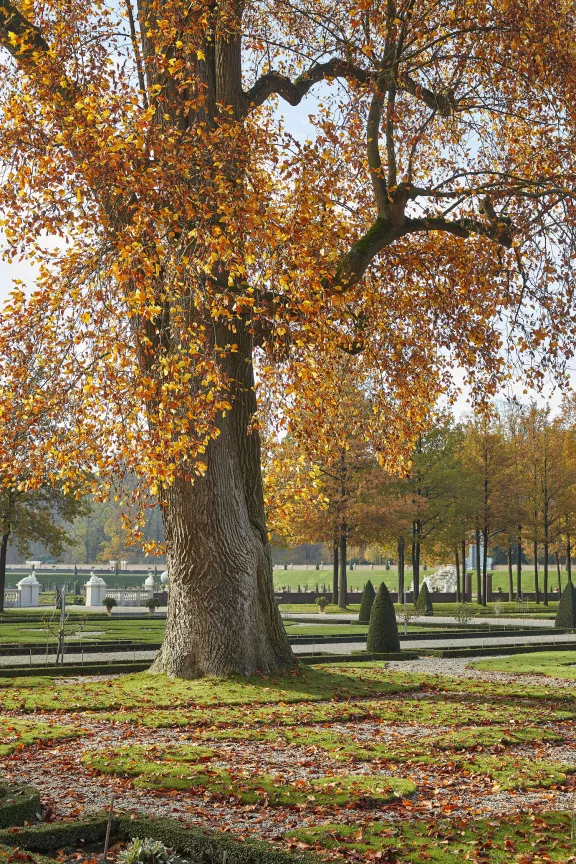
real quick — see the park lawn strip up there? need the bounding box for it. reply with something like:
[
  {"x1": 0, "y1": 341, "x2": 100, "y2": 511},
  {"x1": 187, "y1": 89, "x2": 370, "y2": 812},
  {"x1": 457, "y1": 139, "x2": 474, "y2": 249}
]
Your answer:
[
  {"x1": 286, "y1": 812, "x2": 573, "y2": 862},
  {"x1": 81, "y1": 745, "x2": 415, "y2": 805},
  {"x1": 0, "y1": 619, "x2": 166, "y2": 646},
  {"x1": 472, "y1": 650, "x2": 576, "y2": 679}
]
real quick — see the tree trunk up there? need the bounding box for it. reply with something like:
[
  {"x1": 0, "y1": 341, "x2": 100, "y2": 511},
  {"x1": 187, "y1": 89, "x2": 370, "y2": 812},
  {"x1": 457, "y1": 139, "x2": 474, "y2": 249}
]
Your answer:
[
  {"x1": 482, "y1": 526, "x2": 488, "y2": 607},
  {"x1": 151, "y1": 321, "x2": 294, "y2": 679},
  {"x1": 0, "y1": 530, "x2": 9, "y2": 614},
  {"x1": 338, "y1": 524, "x2": 347, "y2": 609},
  {"x1": 533, "y1": 539, "x2": 540, "y2": 603},
  {"x1": 543, "y1": 542, "x2": 549, "y2": 606},
  {"x1": 332, "y1": 538, "x2": 339, "y2": 606},
  {"x1": 455, "y1": 548, "x2": 460, "y2": 602},
  {"x1": 461, "y1": 538, "x2": 467, "y2": 602},
  {"x1": 567, "y1": 529, "x2": 572, "y2": 583},
  {"x1": 508, "y1": 543, "x2": 514, "y2": 601},
  {"x1": 516, "y1": 528, "x2": 522, "y2": 601},
  {"x1": 397, "y1": 537, "x2": 404, "y2": 598},
  {"x1": 475, "y1": 526, "x2": 481, "y2": 604},
  {"x1": 556, "y1": 550, "x2": 562, "y2": 593}
]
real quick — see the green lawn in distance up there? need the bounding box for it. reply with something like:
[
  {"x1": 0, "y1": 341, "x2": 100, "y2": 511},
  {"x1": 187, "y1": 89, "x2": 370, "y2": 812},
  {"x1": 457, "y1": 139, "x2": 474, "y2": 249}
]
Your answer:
[{"x1": 472, "y1": 650, "x2": 576, "y2": 679}]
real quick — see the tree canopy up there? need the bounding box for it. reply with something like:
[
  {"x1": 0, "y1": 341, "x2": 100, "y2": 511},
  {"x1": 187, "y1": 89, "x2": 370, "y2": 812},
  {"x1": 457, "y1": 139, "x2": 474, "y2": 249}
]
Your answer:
[{"x1": 0, "y1": 0, "x2": 575, "y2": 675}]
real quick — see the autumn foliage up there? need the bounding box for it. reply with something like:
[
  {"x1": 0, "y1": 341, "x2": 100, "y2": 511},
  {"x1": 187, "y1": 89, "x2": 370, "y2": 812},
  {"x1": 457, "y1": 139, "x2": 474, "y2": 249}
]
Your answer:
[{"x1": 0, "y1": 0, "x2": 575, "y2": 675}]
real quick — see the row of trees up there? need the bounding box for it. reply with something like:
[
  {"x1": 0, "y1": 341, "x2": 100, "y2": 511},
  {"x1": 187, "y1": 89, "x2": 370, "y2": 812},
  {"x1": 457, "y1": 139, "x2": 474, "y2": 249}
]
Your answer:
[{"x1": 266, "y1": 393, "x2": 576, "y2": 607}]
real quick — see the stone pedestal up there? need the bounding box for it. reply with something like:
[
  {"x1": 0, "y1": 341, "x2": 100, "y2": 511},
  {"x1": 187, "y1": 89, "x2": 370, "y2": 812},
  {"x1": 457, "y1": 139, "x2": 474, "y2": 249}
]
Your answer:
[
  {"x1": 85, "y1": 572, "x2": 108, "y2": 606},
  {"x1": 17, "y1": 574, "x2": 40, "y2": 607}
]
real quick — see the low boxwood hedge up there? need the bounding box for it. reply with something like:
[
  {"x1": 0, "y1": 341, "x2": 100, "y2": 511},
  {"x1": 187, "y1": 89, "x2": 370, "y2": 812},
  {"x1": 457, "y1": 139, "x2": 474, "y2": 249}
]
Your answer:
[
  {"x1": 0, "y1": 781, "x2": 41, "y2": 828},
  {"x1": 0, "y1": 814, "x2": 319, "y2": 864}
]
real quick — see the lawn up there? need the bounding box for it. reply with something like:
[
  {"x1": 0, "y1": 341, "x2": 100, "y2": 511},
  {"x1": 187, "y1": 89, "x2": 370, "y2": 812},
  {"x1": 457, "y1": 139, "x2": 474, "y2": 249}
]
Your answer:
[
  {"x1": 472, "y1": 650, "x2": 576, "y2": 678},
  {"x1": 0, "y1": 659, "x2": 575, "y2": 863}
]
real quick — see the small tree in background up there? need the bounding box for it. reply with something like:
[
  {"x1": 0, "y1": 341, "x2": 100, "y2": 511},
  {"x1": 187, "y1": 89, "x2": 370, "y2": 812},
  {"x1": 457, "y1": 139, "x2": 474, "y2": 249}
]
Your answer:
[
  {"x1": 555, "y1": 581, "x2": 576, "y2": 629},
  {"x1": 145, "y1": 598, "x2": 161, "y2": 615},
  {"x1": 358, "y1": 580, "x2": 376, "y2": 624},
  {"x1": 102, "y1": 597, "x2": 117, "y2": 615},
  {"x1": 414, "y1": 582, "x2": 433, "y2": 616},
  {"x1": 367, "y1": 583, "x2": 400, "y2": 653}
]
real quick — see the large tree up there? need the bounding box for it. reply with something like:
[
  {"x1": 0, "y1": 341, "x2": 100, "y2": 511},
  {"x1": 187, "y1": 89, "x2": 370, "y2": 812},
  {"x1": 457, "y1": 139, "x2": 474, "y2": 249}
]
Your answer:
[{"x1": 0, "y1": 0, "x2": 575, "y2": 677}]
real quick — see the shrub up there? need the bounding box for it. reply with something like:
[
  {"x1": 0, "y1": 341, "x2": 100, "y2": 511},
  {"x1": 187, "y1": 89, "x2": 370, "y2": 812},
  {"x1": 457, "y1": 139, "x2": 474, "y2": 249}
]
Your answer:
[
  {"x1": 366, "y1": 582, "x2": 400, "y2": 653},
  {"x1": 454, "y1": 602, "x2": 473, "y2": 625},
  {"x1": 414, "y1": 582, "x2": 433, "y2": 615},
  {"x1": 555, "y1": 581, "x2": 576, "y2": 629},
  {"x1": 0, "y1": 815, "x2": 318, "y2": 864},
  {"x1": 103, "y1": 597, "x2": 118, "y2": 613},
  {"x1": 0, "y1": 781, "x2": 41, "y2": 829},
  {"x1": 315, "y1": 596, "x2": 328, "y2": 610},
  {"x1": 120, "y1": 837, "x2": 181, "y2": 864},
  {"x1": 358, "y1": 580, "x2": 376, "y2": 624},
  {"x1": 145, "y1": 598, "x2": 161, "y2": 614}
]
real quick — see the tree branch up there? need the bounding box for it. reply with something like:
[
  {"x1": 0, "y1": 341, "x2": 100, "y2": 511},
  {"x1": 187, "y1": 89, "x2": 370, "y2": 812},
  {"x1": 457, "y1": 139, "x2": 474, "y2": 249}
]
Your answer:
[
  {"x1": 0, "y1": 0, "x2": 76, "y2": 100},
  {"x1": 243, "y1": 57, "x2": 370, "y2": 111},
  {"x1": 0, "y1": 0, "x2": 49, "y2": 65}
]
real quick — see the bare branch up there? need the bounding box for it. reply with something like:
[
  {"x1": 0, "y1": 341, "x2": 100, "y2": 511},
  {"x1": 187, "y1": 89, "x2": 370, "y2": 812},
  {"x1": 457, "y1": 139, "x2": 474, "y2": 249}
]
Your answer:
[{"x1": 243, "y1": 57, "x2": 370, "y2": 112}]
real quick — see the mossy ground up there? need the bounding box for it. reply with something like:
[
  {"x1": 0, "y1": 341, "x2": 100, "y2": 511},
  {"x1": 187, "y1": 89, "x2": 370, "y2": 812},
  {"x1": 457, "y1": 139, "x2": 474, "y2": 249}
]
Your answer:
[
  {"x1": 0, "y1": 716, "x2": 83, "y2": 756},
  {"x1": 82, "y1": 745, "x2": 414, "y2": 805},
  {"x1": 1, "y1": 660, "x2": 575, "y2": 862},
  {"x1": 287, "y1": 812, "x2": 574, "y2": 862}
]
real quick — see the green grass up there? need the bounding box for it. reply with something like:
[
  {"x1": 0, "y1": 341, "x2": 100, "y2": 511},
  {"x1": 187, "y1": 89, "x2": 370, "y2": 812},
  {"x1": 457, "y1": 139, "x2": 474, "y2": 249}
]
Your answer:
[
  {"x1": 82, "y1": 744, "x2": 414, "y2": 805},
  {"x1": 0, "y1": 665, "x2": 417, "y2": 713},
  {"x1": 286, "y1": 812, "x2": 575, "y2": 862},
  {"x1": 274, "y1": 564, "x2": 572, "y2": 596},
  {"x1": 0, "y1": 618, "x2": 165, "y2": 645},
  {"x1": 472, "y1": 650, "x2": 576, "y2": 678}
]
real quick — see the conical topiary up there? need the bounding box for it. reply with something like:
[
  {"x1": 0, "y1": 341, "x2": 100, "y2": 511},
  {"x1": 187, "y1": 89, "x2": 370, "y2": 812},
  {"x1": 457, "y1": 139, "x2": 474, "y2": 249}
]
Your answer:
[
  {"x1": 358, "y1": 580, "x2": 376, "y2": 624},
  {"x1": 414, "y1": 582, "x2": 433, "y2": 616},
  {"x1": 366, "y1": 582, "x2": 400, "y2": 653},
  {"x1": 555, "y1": 580, "x2": 576, "y2": 628}
]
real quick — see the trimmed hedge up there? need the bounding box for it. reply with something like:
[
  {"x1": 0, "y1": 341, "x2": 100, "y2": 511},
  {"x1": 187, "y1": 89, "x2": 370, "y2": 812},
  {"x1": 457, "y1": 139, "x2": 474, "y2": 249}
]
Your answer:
[
  {"x1": 0, "y1": 814, "x2": 319, "y2": 864},
  {"x1": 419, "y1": 641, "x2": 576, "y2": 659},
  {"x1": 0, "y1": 661, "x2": 150, "y2": 679},
  {"x1": 299, "y1": 651, "x2": 418, "y2": 664},
  {"x1": 0, "y1": 781, "x2": 41, "y2": 829},
  {"x1": 555, "y1": 581, "x2": 576, "y2": 629},
  {"x1": 358, "y1": 580, "x2": 376, "y2": 624},
  {"x1": 414, "y1": 583, "x2": 433, "y2": 616},
  {"x1": 366, "y1": 583, "x2": 400, "y2": 653}
]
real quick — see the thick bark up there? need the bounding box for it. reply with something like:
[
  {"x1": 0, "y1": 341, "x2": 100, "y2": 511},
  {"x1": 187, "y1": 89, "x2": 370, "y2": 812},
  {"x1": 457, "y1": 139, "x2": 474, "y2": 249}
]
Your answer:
[
  {"x1": 0, "y1": 530, "x2": 9, "y2": 614},
  {"x1": 508, "y1": 543, "x2": 514, "y2": 601},
  {"x1": 332, "y1": 538, "x2": 339, "y2": 606},
  {"x1": 151, "y1": 322, "x2": 294, "y2": 678},
  {"x1": 338, "y1": 525, "x2": 347, "y2": 609}
]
